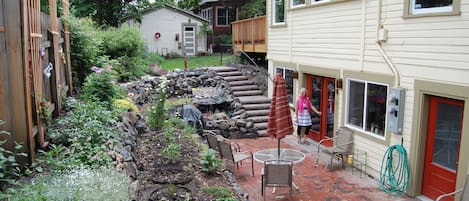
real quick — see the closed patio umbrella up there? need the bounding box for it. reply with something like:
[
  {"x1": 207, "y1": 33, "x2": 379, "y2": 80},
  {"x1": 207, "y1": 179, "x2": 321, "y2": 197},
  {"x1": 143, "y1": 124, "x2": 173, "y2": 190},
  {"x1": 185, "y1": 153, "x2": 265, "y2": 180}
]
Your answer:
[{"x1": 267, "y1": 73, "x2": 294, "y2": 158}]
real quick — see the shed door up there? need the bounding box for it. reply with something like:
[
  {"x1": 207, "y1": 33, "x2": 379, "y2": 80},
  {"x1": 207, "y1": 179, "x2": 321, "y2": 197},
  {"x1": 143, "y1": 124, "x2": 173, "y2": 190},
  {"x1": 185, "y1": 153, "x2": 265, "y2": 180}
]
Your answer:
[
  {"x1": 422, "y1": 96, "x2": 464, "y2": 200},
  {"x1": 183, "y1": 25, "x2": 195, "y2": 56}
]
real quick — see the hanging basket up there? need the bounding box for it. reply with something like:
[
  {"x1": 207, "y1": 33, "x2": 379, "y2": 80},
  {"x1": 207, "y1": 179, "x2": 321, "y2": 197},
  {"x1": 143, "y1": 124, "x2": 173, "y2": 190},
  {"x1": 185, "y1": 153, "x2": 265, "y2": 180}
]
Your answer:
[{"x1": 155, "y1": 32, "x2": 161, "y2": 39}]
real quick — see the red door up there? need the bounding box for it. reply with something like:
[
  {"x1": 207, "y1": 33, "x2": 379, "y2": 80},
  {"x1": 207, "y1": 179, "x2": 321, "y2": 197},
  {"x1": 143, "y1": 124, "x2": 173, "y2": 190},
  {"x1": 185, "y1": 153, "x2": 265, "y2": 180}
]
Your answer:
[
  {"x1": 422, "y1": 96, "x2": 464, "y2": 200},
  {"x1": 305, "y1": 75, "x2": 335, "y2": 145}
]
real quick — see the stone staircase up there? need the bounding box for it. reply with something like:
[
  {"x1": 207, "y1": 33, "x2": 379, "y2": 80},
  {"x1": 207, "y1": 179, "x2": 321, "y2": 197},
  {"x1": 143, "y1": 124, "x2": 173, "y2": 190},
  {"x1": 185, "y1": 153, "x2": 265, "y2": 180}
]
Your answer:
[{"x1": 206, "y1": 66, "x2": 270, "y2": 137}]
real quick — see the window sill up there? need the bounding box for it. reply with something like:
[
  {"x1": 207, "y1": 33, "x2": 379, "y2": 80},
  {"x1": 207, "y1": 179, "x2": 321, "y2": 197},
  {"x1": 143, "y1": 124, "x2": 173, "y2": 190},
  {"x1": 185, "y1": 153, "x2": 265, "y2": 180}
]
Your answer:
[
  {"x1": 403, "y1": 10, "x2": 461, "y2": 18},
  {"x1": 270, "y1": 23, "x2": 287, "y2": 28},
  {"x1": 289, "y1": 0, "x2": 348, "y2": 11},
  {"x1": 345, "y1": 124, "x2": 388, "y2": 145}
]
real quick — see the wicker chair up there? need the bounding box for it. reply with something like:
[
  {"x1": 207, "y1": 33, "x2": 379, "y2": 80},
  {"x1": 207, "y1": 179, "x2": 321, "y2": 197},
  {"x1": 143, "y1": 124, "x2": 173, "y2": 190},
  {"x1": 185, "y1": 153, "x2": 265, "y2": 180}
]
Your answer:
[
  {"x1": 436, "y1": 174, "x2": 469, "y2": 201},
  {"x1": 218, "y1": 140, "x2": 254, "y2": 176},
  {"x1": 315, "y1": 127, "x2": 353, "y2": 169},
  {"x1": 261, "y1": 159, "x2": 293, "y2": 201}
]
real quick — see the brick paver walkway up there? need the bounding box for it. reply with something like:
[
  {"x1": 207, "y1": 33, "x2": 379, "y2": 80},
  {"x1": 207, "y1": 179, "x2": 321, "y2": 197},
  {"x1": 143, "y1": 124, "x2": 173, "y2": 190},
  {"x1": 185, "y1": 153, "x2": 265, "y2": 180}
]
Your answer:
[{"x1": 225, "y1": 135, "x2": 418, "y2": 201}]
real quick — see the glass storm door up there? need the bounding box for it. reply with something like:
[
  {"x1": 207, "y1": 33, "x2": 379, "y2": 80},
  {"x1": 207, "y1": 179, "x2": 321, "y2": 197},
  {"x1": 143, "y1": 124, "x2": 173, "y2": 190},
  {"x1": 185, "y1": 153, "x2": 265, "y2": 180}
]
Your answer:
[
  {"x1": 183, "y1": 25, "x2": 195, "y2": 56},
  {"x1": 306, "y1": 75, "x2": 335, "y2": 145},
  {"x1": 422, "y1": 96, "x2": 464, "y2": 200}
]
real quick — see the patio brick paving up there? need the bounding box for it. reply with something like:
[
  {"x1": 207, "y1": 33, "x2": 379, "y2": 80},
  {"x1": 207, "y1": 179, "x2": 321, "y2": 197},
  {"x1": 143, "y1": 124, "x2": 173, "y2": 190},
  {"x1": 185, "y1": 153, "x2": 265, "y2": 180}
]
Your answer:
[{"x1": 224, "y1": 135, "x2": 419, "y2": 201}]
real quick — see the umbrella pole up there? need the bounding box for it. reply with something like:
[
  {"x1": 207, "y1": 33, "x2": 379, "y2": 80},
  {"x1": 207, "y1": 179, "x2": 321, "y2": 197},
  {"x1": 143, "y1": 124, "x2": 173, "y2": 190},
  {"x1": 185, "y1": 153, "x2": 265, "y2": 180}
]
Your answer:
[{"x1": 278, "y1": 139, "x2": 281, "y2": 160}]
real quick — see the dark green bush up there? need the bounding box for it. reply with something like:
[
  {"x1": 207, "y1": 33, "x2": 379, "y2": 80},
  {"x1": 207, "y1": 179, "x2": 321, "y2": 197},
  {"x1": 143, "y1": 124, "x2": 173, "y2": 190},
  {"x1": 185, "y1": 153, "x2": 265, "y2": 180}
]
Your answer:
[
  {"x1": 100, "y1": 25, "x2": 145, "y2": 59},
  {"x1": 82, "y1": 68, "x2": 124, "y2": 105},
  {"x1": 67, "y1": 17, "x2": 103, "y2": 88}
]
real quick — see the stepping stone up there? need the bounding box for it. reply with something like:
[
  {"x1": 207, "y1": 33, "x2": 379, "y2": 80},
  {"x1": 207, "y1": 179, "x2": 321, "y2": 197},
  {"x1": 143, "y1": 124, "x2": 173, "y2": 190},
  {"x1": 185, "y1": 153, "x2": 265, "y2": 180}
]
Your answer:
[
  {"x1": 218, "y1": 71, "x2": 242, "y2": 77},
  {"x1": 247, "y1": 116, "x2": 269, "y2": 123},
  {"x1": 224, "y1": 76, "x2": 248, "y2": 82},
  {"x1": 233, "y1": 90, "x2": 263, "y2": 97},
  {"x1": 245, "y1": 110, "x2": 270, "y2": 117},
  {"x1": 229, "y1": 80, "x2": 254, "y2": 86},
  {"x1": 237, "y1": 96, "x2": 270, "y2": 104},
  {"x1": 231, "y1": 85, "x2": 259, "y2": 92},
  {"x1": 242, "y1": 103, "x2": 270, "y2": 110}
]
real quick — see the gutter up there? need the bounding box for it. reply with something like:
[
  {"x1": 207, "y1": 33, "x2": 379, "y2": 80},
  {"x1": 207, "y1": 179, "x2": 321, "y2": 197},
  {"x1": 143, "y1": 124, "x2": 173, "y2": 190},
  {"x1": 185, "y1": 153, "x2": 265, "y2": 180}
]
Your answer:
[{"x1": 376, "y1": 0, "x2": 400, "y2": 87}]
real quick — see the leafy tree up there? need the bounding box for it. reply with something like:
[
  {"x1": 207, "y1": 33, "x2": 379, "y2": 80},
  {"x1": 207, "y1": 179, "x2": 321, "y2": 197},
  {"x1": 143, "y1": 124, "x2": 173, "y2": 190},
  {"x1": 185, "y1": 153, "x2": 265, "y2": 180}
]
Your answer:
[
  {"x1": 177, "y1": 0, "x2": 200, "y2": 9},
  {"x1": 239, "y1": 0, "x2": 266, "y2": 19},
  {"x1": 70, "y1": 0, "x2": 156, "y2": 27}
]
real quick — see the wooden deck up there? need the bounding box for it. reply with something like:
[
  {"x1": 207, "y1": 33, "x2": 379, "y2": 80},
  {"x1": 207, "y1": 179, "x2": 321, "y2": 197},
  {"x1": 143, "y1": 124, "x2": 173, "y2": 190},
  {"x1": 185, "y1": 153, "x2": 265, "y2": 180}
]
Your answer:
[{"x1": 232, "y1": 16, "x2": 266, "y2": 53}]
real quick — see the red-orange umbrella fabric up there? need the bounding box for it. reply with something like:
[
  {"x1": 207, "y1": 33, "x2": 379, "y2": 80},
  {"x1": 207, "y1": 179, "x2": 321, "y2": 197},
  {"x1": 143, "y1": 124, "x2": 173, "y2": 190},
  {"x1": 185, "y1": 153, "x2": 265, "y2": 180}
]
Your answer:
[{"x1": 267, "y1": 73, "x2": 294, "y2": 158}]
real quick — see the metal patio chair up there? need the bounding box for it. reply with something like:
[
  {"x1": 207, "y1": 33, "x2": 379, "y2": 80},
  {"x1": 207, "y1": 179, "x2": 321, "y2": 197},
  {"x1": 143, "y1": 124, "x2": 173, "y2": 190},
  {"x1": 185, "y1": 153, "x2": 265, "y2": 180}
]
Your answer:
[
  {"x1": 261, "y1": 159, "x2": 293, "y2": 201},
  {"x1": 436, "y1": 174, "x2": 469, "y2": 201},
  {"x1": 218, "y1": 140, "x2": 254, "y2": 176},
  {"x1": 203, "y1": 130, "x2": 240, "y2": 156},
  {"x1": 315, "y1": 127, "x2": 353, "y2": 169}
]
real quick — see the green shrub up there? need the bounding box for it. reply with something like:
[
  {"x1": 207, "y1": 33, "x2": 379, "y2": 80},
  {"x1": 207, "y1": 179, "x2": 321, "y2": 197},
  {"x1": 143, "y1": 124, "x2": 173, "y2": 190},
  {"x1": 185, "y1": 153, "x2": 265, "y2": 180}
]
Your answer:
[
  {"x1": 202, "y1": 186, "x2": 236, "y2": 200},
  {"x1": 161, "y1": 143, "x2": 181, "y2": 163},
  {"x1": 199, "y1": 149, "x2": 222, "y2": 174},
  {"x1": 101, "y1": 25, "x2": 145, "y2": 59},
  {"x1": 67, "y1": 17, "x2": 103, "y2": 87},
  {"x1": 165, "y1": 116, "x2": 196, "y2": 136},
  {"x1": 82, "y1": 68, "x2": 123, "y2": 105},
  {"x1": 35, "y1": 144, "x2": 70, "y2": 172},
  {"x1": 0, "y1": 167, "x2": 130, "y2": 201},
  {"x1": 147, "y1": 77, "x2": 168, "y2": 129},
  {"x1": 0, "y1": 120, "x2": 27, "y2": 187},
  {"x1": 48, "y1": 102, "x2": 119, "y2": 167}
]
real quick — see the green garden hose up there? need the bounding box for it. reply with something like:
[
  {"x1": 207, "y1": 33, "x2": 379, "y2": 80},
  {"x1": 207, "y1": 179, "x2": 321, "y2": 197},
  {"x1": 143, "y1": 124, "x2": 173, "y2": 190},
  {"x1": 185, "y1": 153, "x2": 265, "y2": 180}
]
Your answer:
[{"x1": 379, "y1": 144, "x2": 410, "y2": 196}]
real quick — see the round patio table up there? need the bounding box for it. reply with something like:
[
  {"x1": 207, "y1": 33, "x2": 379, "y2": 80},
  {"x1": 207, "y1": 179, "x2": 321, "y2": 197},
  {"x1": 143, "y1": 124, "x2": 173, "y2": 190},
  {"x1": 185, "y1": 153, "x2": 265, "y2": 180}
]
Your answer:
[{"x1": 253, "y1": 148, "x2": 305, "y2": 164}]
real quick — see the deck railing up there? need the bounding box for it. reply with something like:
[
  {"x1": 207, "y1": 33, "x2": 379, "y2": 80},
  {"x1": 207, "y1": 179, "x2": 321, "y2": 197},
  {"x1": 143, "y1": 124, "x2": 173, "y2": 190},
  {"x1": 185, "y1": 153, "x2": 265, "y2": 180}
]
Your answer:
[{"x1": 232, "y1": 16, "x2": 266, "y2": 53}]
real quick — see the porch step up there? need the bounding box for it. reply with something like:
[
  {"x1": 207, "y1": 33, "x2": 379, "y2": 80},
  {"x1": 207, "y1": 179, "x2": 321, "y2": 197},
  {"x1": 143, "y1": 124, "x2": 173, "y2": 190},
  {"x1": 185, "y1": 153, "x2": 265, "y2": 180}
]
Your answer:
[
  {"x1": 230, "y1": 85, "x2": 259, "y2": 92},
  {"x1": 257, "y1": 129, "x2": 267, "y2": 137},
  {"x1": 233, "y1": 90, "x2": 263, "y2": 97},
  {"x1": 254, "y1": 122, "x2": 268, "y2": 130},
  {"x1": 242, "y1": 103, "x2": 271, "y2": 110},
  {"x1": 247, "y1": 116, "x2": 269, "y2": 123},
  {"x1": 238, "y1": 96, "x2": 271, "y2": 104},
  {"x1": 204, "y1": 66, "x2": 238, "y2": 72},
  {"x1": 228, "y1": 80, "x2": 254, "y2": 86},
  {"x1": 224, "y1": 76, "x2": 248, "y2": 82},
  {"x1": 218, "y1": 71, "x2": 242, "y2": 77},
  {"x1": 245, "y1": 110, "x2": 270, "y2": 117}
]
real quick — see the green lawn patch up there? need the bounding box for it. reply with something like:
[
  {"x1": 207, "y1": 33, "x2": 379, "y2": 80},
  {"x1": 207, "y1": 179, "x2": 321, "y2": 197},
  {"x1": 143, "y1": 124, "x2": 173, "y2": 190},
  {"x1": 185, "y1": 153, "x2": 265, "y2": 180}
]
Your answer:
[{"x1": 159, "y1": 55, "x2": 235, "y2": 70}]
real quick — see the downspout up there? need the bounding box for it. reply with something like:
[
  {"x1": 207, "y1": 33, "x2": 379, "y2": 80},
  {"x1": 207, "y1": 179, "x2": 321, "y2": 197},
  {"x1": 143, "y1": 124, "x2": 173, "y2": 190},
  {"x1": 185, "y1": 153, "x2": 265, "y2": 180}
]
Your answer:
[
  {"x1": 360, "y1": 0, "x2": 366, "y2": 72},
  {"x1": 376, "y1": 0, "x2": 400, "y2": 87}
]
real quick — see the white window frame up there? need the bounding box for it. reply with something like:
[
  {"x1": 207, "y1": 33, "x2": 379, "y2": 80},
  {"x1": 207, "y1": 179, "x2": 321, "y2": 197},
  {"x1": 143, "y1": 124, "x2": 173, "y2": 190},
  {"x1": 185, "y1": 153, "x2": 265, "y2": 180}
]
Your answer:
[
  {"x1": 272, "y1": 0, "x2": 285, "y2": 25},
  {"x1": 410, "y1": 0, "x2": 453, "y2": 14},
  {"x1": 275, "y1": 67, "x2": 294, "y2": 108},
  {"x1": 311, "y1": 0, "x2": 331, "y2": 5},
  {"x1": 345, "y1": 78, "x2": 388, "y2": 139},
  {"x1": 216, "y1": 6, "x2": 229, "y2": 27},
  {"x1": 201, "y1": 8, "x2": 213, "y2": 25},
  {"x1": 291, "y1": 0, "x2": 305, "y2": 8}
]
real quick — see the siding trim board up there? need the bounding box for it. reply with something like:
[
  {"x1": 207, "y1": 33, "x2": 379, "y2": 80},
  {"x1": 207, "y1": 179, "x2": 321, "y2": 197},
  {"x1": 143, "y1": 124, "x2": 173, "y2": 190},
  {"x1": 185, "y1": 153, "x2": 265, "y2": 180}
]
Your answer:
[{"x1": 408, "y1": 80, "x2": 469, "y2": 197}]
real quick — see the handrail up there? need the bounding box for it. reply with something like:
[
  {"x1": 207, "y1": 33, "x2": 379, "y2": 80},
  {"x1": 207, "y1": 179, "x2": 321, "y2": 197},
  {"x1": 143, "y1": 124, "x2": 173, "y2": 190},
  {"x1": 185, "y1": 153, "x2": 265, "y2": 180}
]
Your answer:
[
  {"x1": 219, "y1": 44, "x2": 258, "y2": 68},
  {"x1": 231, "y1": 44, "x2": 258, "y2": 68}
]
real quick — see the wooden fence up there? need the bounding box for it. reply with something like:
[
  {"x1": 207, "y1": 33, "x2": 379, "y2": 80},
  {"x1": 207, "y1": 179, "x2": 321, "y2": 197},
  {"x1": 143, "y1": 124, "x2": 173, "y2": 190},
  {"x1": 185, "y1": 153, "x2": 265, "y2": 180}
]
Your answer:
[
  {"x1": 232, "y1": 16, "x2": 266, "y2": 53},
  {"x1": 0, "y1": 0, "x2": 72, "y2": 163}
]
